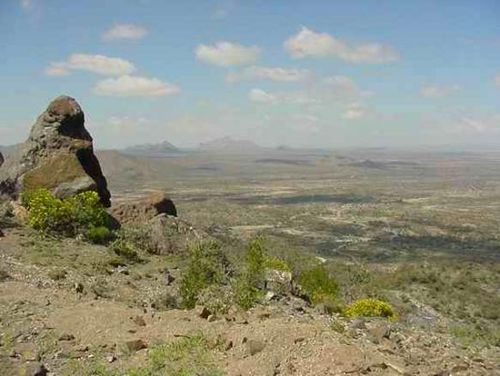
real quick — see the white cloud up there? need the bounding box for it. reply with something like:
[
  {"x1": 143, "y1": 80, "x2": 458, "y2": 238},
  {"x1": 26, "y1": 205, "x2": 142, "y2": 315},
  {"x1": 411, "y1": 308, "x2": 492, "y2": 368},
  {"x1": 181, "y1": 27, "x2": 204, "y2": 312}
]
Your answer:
[
  {"x1": 447, "y1": 116, "x2": 500, "y2": 135},
  {"x1": 93, "y1": 75, "x2": 180, "y2": 97},
  {"x1": 45, "y1": 54, "x2": 136, "y2": 76},
  {"x1": 44, "y1": 62, "x2": 71, "y2": 76},
  {"x1": 421, "y1": 84, "x2": 461, "y2": 98},
  {"x1": 342, "y1": 103, "x2": 367, "y2": 120},
  {"x1": 226, "y1": 66, "x2": 311, "y2": 83},
  {"x1": 284, "y1": 27, "x2": 399, "y2": 64},
  {"x1": 323, "y1": 75, "x2": 372, "y2": 97},
  {"x1": 495, "y1": 73, "x2": 500, "y2": 87},
  {"x1": 248, "y1": 88, "x2": 277, "y2": 103},
  {"x1": 195, "y1": 41, "x2": 261, "y2": 67},
  {"x1": 247, "y1": 75, "x2": 370, "y2": 107},
  {"x1": 103, "y1": 24, "x2": 148, "y2": 41}
]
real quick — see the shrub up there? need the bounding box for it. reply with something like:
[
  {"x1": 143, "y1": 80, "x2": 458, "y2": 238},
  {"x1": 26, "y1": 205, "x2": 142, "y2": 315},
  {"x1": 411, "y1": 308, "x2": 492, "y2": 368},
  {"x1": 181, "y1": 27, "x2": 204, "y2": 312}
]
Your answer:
[
  {"x1": 87, "y1": 226, "x2": 114, "y2": 245},
  {"x1": 21, "y1": 189, "x2": 110, "y2": 237},
  {"x1": 299, "y1": 265, "x2": 339, "y2": 304},
  {"x1": 232, "y1": 237, "x2": 268, "y2": 310},
  {"x1": 232, "y1": 277, "x2": 260, "y2": 310},
  {"x1": 264, "y1": 256, "x2": 291, "y2": 272},
  {"x1": 179, "y1": 242, "x2": 228, "y2": 309},
  {"x1": 108, "y1": 239, "x2": 140, "y2": 262},
  {"x1": 344, "y1": 298, "x2": 396, "y2": 320},
  {"x1": 245, "y1": 237, "x2": 266, "y2": 288},
  {"x1": 22, "y1": 189, "x2": 74, "y2": 235}
]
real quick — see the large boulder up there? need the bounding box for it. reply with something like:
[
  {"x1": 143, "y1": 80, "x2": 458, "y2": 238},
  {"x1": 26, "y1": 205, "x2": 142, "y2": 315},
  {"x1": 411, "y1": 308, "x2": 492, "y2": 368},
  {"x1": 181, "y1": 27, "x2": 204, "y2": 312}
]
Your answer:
[
  {"x1": 0, "y1": 96, "x2": 111, "y2": 206},
  {"x1": 109, "y1": 192, "x2": 176, "y2": 225},
  {"x1": 0, "y1": 152, "x2": 3, "y2": 167}
]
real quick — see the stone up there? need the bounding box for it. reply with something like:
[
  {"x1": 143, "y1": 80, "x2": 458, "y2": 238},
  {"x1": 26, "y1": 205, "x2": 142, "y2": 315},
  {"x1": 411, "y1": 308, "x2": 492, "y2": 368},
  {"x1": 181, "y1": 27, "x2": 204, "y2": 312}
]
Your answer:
[
  {"x1": 198, "y1": 306, "x2": 212, "y2": 319},
  {"x1": 0, "y1": 95, "x2": 111, "y2": 206},
  {"x1": 125, "y1": 339, "x2": 147, "y2": 352},
  {"x1": 109, "y1": 191, "x2": 177, "y2": 225},
  {"x1": 264, "y1": 269, "x2": 292, "y2": 294},
  {"x1": 207, "y1": 314, "x2": 217, "y2": 322},
  {"x1": 0, "y1": 152, "x2": 3, "y2": 167},
  {"x1": 31, "y1": 364, "x2": 49, "y2": 376},
  {"x1": 132, "y1": 315, "x2": 146, "y2": 326},
  {"x1": 58, "y1": 333, "x2": 75, "y2": 341},
  {"x1": 246, "y1": 339, "x2": 266, "y2": 356},
  {"x1": 164, "y1": 270, "x2": 175, "y2": 285}
]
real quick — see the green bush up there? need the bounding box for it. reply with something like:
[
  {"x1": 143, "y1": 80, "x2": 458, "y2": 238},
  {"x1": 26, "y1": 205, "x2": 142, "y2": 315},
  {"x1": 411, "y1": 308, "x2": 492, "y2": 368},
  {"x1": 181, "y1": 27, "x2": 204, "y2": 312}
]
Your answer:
[
  {"x1": 245, "y1": 237, "x2": 266, "y2": 287},
  {"x1": 344, "y1": 298, "x2": 396, "y2": 320},
  {"x1": 87, "y1": 226, "x2": 114, "y2": 244},
  {"x1": 109, "y1": 239, "x2": 141, "y2": 262},
  {"x1": 232, "y1": 237, "x2": 269, "y2": 310},
  {"x1": 264, "y1": 256, "x2": 291, "y2": 272},
  {"x1": 299, "y1": 265, "x2": 339, "y2": 304},
  {"x1": 21, "y1": 189, "x2": 109, "y2": 237},
  {"x1": 232, "y1": 276, "x2": 260, "y2": 310},
  {"x1": 179, "y1": 242, "x2": 228, "y2": 309}
]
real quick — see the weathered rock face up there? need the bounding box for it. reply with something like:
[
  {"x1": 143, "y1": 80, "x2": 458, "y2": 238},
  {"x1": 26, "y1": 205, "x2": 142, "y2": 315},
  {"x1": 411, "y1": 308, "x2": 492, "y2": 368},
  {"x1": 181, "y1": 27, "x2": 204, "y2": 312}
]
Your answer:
[
  {"x1": 0, "y1": 96, "x2": 111, "y2": 207},
  {"x1": 110, "y1": 192, "x2": 177, "y2": 225},
  {"x1": 0, "y1": 152, "x2": 4, "y2": 168}
]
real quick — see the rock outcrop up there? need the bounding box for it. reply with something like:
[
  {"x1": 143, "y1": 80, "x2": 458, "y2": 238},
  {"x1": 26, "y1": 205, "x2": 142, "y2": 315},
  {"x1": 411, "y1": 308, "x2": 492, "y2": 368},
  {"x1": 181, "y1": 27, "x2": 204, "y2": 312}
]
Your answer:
[
  {"x1": 0, "y1": 152, "x2": 4, "y2": 168},
  {"x1": 0, "y1": 96, "x2": 111, "y2": 207},
  {"x1": 109, "y1": 192, "x2": 177, "y2": 225}
]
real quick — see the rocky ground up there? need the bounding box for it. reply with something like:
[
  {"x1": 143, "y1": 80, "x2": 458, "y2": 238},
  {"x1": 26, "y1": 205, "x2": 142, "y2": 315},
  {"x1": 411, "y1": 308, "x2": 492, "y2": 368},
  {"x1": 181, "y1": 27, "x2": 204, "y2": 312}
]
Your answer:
[{"x1": 0, "y1": 227, "x2": 498, "y2": 376}]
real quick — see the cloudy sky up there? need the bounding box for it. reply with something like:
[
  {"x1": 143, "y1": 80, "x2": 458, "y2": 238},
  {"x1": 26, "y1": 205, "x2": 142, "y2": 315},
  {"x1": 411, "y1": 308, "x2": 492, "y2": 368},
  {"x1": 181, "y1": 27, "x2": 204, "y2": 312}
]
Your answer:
[{"x1": 1, "y1": 0, "x2": 499, "y2": 149}]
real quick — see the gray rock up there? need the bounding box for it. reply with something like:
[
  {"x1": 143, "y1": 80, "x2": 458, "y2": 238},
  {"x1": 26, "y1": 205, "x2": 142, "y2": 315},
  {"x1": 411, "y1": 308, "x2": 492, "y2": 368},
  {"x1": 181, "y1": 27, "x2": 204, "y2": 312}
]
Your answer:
[
  {"x1": 32, "y1": 364, "x2": 48, "y2": 376},
  {"x1": 0, "y1": 96, "x2": 111, "y2": 206},
  {"x1": 264, "y1": 269, "x2": 292, "y2": 294},
  {"x1": 0, "y1": 152, "x2": 3, "y2": 167}
]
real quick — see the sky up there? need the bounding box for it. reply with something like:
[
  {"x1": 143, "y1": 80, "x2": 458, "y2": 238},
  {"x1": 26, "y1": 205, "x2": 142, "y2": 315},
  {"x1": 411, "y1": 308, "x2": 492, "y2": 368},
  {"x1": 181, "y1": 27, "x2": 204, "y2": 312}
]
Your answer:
[{"x1": 0, "y1": 0, "x2": 499, "y2": 149}]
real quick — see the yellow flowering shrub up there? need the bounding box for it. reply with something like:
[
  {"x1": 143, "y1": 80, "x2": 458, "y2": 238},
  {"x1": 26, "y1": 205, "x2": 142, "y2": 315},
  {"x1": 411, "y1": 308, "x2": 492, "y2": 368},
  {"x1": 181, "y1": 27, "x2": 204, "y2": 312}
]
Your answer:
[
  {"x1": 344, "y1": 298, "x2": 396, "y2": 320},
  {"x1": 21, "y1": 189, "x2": 109, "y2": 237}
]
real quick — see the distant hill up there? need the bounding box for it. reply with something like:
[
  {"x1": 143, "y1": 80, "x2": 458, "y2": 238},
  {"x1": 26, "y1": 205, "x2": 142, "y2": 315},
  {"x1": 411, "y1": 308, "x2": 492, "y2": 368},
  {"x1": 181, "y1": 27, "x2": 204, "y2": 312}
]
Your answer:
[
  {"x1": 122, "y1": 140, "x2": 180, "y2": 156},
  {"x1": 198, "y1": 137, "x2": 264, "y2": 153},
  {"x1": 0, "y1": 144, "x2": 21, "y2": 158}
]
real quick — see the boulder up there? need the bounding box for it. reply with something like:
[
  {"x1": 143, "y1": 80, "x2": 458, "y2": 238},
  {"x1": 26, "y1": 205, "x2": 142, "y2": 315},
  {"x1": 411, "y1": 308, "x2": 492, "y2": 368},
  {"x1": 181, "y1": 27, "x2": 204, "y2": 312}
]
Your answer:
[
  {"x1": 0, "y1": 96, "x2": 111, "y2": 206},
  {"x1": 0, "y1": 152, "x2": 3, "y2": 167},
  {"x1": 110, "y1": 191, "x2": 177, "y2": 225},
  {"x1": 264, "y1": 268, "x2": 292, "y2": 294}
]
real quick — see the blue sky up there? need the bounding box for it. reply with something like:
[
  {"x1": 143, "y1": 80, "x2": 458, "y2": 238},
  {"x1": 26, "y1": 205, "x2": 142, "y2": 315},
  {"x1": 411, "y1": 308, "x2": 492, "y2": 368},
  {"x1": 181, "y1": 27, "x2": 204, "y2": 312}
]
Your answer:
[{"x1": 1, "y1": 0, "x2": 499, "y2": 148}]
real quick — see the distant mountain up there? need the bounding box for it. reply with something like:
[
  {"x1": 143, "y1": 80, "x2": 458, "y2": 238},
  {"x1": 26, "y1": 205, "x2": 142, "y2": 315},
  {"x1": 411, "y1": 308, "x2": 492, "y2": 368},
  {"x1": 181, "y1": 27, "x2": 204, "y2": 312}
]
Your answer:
[
  {"x1": 198, "y1": 137, "x2": 264, "y2": 153},
  {"x1": 0, "y1": 144, "x2": 21, "y2": 158},
  {"x1": 122, "y1": 141, "x2": 179, "y2": 156}
]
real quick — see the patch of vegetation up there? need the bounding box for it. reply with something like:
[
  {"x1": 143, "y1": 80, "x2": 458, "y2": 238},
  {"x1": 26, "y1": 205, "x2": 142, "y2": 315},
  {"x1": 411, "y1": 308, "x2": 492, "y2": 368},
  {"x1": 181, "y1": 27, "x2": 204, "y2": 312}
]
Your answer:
[
  {"x1": 108, "y1": 239, "x2": 141, "y2": 263},
  {"x1": 21, "y1": 189, "x2": 110, "y2": 237},
  {"x1": 450, "y1": 324, "x2": 500, "y2": 348},
  {"x1": 344, "y1": 298, "x2": 396, "y2": 320},
  {"x1": 299, "y1": 265, "x2": 339, "y2": 305},
  {"x1": 63, "y1": 332, "x2": 223, "y2": 376},
  {"x1": 179, "y1": 242, "x2": 228, "y2": 308},
  {"x1": 232, "y1": 237, "x2": 267, "y2": 310},
  {"x1": 264, "y1": 256, "x2": 291, "y2": 272},
  {"x1": 87, "y1": 226, "x2": 114, "y2": 245}
]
